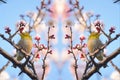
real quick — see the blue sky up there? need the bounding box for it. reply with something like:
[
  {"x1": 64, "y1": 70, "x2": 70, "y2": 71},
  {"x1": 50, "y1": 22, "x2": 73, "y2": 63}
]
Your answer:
[{"x1": 0, "y1": 0, "x2": 120, "y2": 80}]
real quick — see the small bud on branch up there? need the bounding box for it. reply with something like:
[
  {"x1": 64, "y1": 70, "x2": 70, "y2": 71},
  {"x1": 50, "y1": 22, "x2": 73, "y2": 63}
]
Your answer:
[
  {"x1": 109, "y1": 26, "x2": 115, "y2": 34},
  {"x1": 4, "y1": 26, "x2": 11, "y2": 33},
  {"x1": 65, "y1": 34, "x2": 71, "y2": 39}
]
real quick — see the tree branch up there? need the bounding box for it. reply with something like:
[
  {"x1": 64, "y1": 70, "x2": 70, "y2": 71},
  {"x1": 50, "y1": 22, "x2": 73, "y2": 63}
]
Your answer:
[
  {"x1": 90, "y1": 33, "x2": 120, "y2": 56},
  {"x1": 0, "y1": 33, "x2": 29, "y2": 56},
  {"x1": 0, "y1": 0, "x2": 6, "y2": 3},
  {"x1": 41, "y1": 27, "x2": 51, "y2": 80},
  {"x1": 114, "y1": 0, "x2": 120, "y2": 3},
  {"x1": 82, "y1": 47, "x2": 120, "y2": 80},
  {"x1": 110, "y1": 61, "x2": 120, "y2": 74},
  {"x1": 69, "y1": 26, "x2": 79, "y2": 80},
  {"x1": 0, "y1": 47, "x2": 38, "y2": 79}
]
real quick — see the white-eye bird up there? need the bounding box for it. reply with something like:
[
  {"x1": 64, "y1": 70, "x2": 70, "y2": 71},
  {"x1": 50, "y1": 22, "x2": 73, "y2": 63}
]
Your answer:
[
  {"x1": 16, "y1": 32, "x2": 33, "y2": 61},
  {"x1": 87, "y1": 32, "x2": 104, "y2": 61}
]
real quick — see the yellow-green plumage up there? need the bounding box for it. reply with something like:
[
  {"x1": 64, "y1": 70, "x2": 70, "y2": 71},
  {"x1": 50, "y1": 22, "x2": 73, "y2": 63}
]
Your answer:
[
  {"x1": 87, "y1": 32, "x2": 104, "y2": 61},
  {"x1": 16, "y1": 32, "x2": 33, "y2": 61}
]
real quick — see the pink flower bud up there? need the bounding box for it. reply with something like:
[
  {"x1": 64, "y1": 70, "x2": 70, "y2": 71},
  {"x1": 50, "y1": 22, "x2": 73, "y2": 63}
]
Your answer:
[
  {"x1": 96, "y1": 27, "x2": 101, "y2": 33},
  {"x1": 94, "y1": 20, "x2": 104, "y2": 28},
  {"x1": 80, "y1": 53, "x2": 85, "y2": 58},
  {"x1": 109, "y1": 26, "x2": 115, "y2": 33},
  {"x1": 19, "y1": 27, "x2": 24, "y2": 33},
  {"x1": 65, "y1": 34, "x2": 71, "y2": 39},
  {"x1": 35, "y1": 35, "x2": 40, "y2": 41},
  {"x1": 36, "y1": 53, "x2": 40, "y2": 59},
  {"x1": 19, "y1": 21, "x2": 26, "y2": 27},
  {"x1": 49, "y1": 35, "x2": 55, "y2": 39},
  {"x1": 80, "y1": 35, "x2": 86, "y2": 41},
  {"x1": 4, "y1": 26, "x2": 11, "y2": 33},
  {"x1": 68, "y1": 50, "x2": 71, "y2": 54},
  {"x1": 49, "y1": 50, "x2": 52, "y2": 54},
  {"x1": 94, "y1": 20, "x2": 101, "y2": 27}
]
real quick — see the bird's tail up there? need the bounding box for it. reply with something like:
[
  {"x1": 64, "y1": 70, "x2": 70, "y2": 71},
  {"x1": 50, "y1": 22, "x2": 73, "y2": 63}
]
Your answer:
[
  {"x1": 13, "y1": 53, "x2": 24, "y2": 68},
  {"x1": 96, "y1": 53, "x2": 108, "y2": 68}
]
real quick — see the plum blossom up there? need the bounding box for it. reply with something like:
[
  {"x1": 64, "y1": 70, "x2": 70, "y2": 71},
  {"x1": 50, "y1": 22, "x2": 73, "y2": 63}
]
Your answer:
[
  {"x1": 90, "y1": 20, "x2": 104, "y2": 32},
  {"x1": 94, "y1": 20, "x2": 104, "y2": 31},
  {"x1": 16, "y1": 20, "x2": 29, "y2": 33}
]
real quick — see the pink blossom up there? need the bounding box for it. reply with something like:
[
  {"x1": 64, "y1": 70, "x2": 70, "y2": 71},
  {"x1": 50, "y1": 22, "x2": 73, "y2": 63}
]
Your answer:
[
  {"x1": 94, "y1": 20, "x2": 104, "y2": 28},
  {"x1": 19, "y1": 21, "x2": 26, "y2": 27},
  {"x1": 16, "y1": 20, "x2": 26, "y2": 28}
]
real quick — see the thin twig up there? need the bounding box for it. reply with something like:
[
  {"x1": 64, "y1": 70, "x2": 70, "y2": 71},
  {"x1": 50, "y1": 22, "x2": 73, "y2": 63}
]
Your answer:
[
  {"x1": 0, "y1": 61, "x2": 10, "y2": 74},
  {"x1": 110, "y1": 61, "x2": 120, "y2": 74},
  {"x1": 41, "y1": 27, "x2": 50, "y2": 80},
  {"x1": 69, "y1": 26, "x2": 79, "y2": 80}
]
